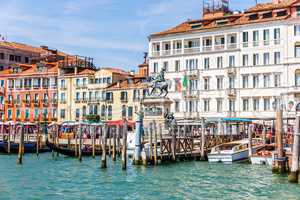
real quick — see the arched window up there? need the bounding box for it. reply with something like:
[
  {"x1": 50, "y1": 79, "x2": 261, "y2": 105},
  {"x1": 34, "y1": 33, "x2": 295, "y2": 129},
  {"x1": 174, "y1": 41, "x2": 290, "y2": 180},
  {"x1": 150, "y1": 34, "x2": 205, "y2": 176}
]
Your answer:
[
  {"x1": 295, "y1": 69, "x2": 300, "y2": 86},
  {"x1": 122, "y1": 105, "x2": 126, "y2": 118}
]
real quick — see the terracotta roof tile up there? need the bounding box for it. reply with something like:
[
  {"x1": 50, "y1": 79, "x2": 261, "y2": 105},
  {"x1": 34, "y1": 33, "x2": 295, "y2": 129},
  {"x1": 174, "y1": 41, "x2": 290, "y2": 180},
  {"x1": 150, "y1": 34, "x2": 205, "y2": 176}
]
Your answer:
[{"x1": 150, "y1": 0, "x2": 297, "y2": 37}]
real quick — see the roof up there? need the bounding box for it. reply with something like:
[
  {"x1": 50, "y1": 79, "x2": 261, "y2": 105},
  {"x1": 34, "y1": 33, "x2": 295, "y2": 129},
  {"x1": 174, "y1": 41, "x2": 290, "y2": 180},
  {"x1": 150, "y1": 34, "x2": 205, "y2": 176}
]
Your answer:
[
  {"x1": 150, "y1": 0, "x2": 298, "y2": 37},
  {"x1": 0, "y1": 62, "x2": 59, "y2": 77},
  {"x1": 0, "y1": 41, "x2": 47, "y2": 54},
  {"x1": 100, "y1": 67, "x2": 130, "y2": 75},
  {"x1": 245, "y1": 0, "x2": 296, "y2": 13},
  {"x1": 105, "y1": 77, "x2": 147, "y2": 90}
]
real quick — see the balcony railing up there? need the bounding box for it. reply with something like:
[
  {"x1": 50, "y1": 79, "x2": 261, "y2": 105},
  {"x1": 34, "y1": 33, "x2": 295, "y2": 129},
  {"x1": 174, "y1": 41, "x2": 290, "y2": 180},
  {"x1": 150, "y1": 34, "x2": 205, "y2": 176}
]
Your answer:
[
  {"x1": 227, "y1": 67, "x2": 236, "y2": 75},
  {"x1": 242, "y1": 42, "x2": 248, "y2": 48},
  {"x1": 202, "y1": 46, "x2": 212, "y2": 52},
  {"x1": 227, "y1": 43, "x2": 237, "y2": 49},
  {"x1": 173, "y1": 49, "x2": 182, "y2": 55},
  {"x1": 184, "y1": 47, "x2": 201, "y2": 54},
  {"x1": 152, "y1": 51, "x2": 160, "y2": 57},
  {"x1": 215, "y1": 44, "x2": 225, "y2": 51},
  {"x1": 161, "y1": 50, "x2": 171, "y2": 56}
]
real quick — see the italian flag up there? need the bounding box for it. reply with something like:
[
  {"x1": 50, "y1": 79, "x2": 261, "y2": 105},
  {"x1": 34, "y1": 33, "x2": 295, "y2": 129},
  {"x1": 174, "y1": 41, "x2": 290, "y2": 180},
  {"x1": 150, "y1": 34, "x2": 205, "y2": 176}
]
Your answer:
[{"x1": 182, "y1": 75, "x2": 188, "y2": 90}]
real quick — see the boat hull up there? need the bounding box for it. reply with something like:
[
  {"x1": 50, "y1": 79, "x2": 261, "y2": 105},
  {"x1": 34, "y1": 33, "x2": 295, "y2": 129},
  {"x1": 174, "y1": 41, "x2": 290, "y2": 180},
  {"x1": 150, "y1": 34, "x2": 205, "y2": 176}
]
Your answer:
[
  {"x1": 208, "y1": 150, "x2": 249, "y2": 163},
  {"x1": 46, "y1": 140, "x2": 102, "y2": 157},
  {"x1": 250, "y1": 156, "x2": 273, "y2": 166},
  {"x1": 1, "y1": 141, "x2": 51, "y2": 154}
]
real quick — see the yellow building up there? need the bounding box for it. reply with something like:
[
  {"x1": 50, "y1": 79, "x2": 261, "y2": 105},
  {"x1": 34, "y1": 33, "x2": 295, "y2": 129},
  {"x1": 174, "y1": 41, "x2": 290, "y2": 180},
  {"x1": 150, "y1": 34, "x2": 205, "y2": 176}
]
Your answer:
[
  {"x1": 57, "y1": 67, "x2": 133, "y2": 122},
  {"x1": 104, "y1": 76, "x2": 148, "y2": 123}
]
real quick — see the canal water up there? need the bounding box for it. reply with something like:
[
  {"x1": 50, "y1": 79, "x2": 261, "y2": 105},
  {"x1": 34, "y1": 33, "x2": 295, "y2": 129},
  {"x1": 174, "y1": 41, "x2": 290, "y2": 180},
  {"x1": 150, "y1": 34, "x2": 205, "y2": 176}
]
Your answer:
[{"x1": 0, "y1": 153, "x2": 299, "y2": 200}]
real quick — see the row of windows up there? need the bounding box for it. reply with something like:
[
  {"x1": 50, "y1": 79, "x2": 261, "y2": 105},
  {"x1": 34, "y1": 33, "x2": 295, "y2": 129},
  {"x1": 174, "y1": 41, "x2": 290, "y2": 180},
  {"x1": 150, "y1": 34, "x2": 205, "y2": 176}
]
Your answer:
[
  {"x1": 60, "y1": 105, "x2": 135, "y2": 119},
  {"x1": 0, "y1": 52, "x2": 30, "y2": 63},
  {"x1": 6, "y1": 108, "x2": 57, "y2": 119},
  {"x1": 153, "y1": 52, "x2": 282, "y2": 73},
  {"x1": 174, "y1": 97, "x2": 280, "y2": 113},
  {"x1": 6, "y1": 93, "x2": 57, "y2": 102}
]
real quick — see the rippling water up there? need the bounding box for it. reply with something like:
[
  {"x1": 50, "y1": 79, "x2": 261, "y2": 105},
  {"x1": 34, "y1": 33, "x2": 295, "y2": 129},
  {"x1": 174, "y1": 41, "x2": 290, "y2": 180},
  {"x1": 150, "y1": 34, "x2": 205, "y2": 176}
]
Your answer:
[{"x1": 0, "y1": 153, "x2": 299, "y2": 200}]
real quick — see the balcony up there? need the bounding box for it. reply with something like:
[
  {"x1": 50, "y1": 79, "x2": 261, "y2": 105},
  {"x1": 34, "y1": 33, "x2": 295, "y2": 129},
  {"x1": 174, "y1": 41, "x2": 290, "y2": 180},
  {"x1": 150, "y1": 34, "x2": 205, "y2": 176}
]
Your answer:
[
  {"x1": 227, "y1": 67, "x2": 236, "y2": 75},
  {"x1": 184, "y1": 47, "x2": 201, "y2": 54},
  {"x1": 226, "y1": 88, "x2": 237, "y2": 98},
  {"x1": 75, "y1": 98, "x2": 81, "y2": 103},
  {"x1": 51, "y1": 99, "x2": 58, "y2": 105},
  {"x1": 24, "y1": 85, "x2": 31, "y2": 90},
  {"x1": 214, "y1": 44, "x2": 225, "y2": 51},
  {"x1": 33, "y1": 100, "x2": 40, "y2": 106},
  {"x1": 120, "y1": 98, "x2": 128, "y2": 103},
  {"x1": 183, "y1": 90, "x2": 198, "y2": 99},
  {"x1": 33, "y1": 84, "x2": 41, "y2": 89},
  {"x1": 227, "y1": 43, "x2": 237, "y2": 50},
  {"x1": 187, "y1": 69, "x2": 199, "y2": 77},
  {"x1": 42, "y1": 99, "x2": 49, "y2": 106},
  {"x1": 274, "y1": 39, "x2": 281, "y2": 45},
  {"x1": 60, "y1": 86, "x2": 67, "y2": 90},
  {"x1": 42, "y1": 84, "x2": 49, "y2": 89},
  {"x1": 173, "y1": 49, "x2": 182, "y2": 55},
  {"x1": 81, "y1": 98, "x2": 88, "y2": 103},
  {"x1": 242, "y1": 42, "x2": 248, "y2": 48},
  {"x1": 23, "y1": 100, "x2": 31, "y2": 106},
  {"x1": 202, "y1": 46, "x2": 212, "y2": 52},
  {"x1": 60, "y1": 100, "x2": 66, "y2": 104},
  {"x1": 161, "y1": 50, "x2": 171, "y2": 56},
  {"x1": 152, "y1": 51, "x2": 160, "y2": 57}
]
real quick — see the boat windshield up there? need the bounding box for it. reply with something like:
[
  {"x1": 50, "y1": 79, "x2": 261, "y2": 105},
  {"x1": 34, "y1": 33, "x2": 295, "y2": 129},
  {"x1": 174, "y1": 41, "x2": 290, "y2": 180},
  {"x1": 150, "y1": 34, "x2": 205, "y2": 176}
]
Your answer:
[{"x1": 215, "y1": 143, "x2": 238, "y2": 151}]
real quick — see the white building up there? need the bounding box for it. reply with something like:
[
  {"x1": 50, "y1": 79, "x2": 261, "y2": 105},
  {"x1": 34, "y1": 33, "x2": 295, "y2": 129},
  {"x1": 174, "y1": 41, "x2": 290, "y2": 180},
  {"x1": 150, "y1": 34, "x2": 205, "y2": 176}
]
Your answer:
[{"x1": 148, "y1": 0, "x2": 300, "y2": 120}]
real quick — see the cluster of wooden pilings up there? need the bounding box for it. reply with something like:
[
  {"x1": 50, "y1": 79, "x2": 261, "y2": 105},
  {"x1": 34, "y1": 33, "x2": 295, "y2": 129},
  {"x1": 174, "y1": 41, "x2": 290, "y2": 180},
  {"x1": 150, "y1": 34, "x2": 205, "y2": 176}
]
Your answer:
[{"x1": 49, "y1": 122, "x2": 129, "y2": 170}]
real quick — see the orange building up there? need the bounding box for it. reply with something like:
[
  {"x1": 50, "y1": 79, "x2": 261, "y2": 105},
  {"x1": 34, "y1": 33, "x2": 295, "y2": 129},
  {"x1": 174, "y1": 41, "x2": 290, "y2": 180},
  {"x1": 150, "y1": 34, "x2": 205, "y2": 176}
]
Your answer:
[{"x1": 0, "y1": 61, "x2": 59, "y2": 122}]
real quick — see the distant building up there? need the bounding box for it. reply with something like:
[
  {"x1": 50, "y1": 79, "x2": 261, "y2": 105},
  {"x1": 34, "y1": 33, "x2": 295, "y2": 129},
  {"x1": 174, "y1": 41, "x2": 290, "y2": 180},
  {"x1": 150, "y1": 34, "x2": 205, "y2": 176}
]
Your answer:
[
  {"x1": 148, "y1": 0, "x2": 300, "y2": 120},
  {"x1": 0, "y1": 41, "x2": 95, "y2": 123}
]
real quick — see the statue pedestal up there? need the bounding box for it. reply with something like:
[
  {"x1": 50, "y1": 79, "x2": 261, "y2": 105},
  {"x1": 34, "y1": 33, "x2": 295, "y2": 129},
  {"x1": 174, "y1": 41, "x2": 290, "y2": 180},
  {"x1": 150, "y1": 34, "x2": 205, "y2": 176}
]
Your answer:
[{"x1": 141, "y1": 97, "x2": 173, "y2": 129}]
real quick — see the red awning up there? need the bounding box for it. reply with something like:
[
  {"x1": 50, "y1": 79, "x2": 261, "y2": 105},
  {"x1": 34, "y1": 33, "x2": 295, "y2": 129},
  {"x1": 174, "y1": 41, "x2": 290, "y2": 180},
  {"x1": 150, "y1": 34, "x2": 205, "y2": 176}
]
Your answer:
[{"x1": 107, "y1": 120, "x2": 135, "y2": 127}]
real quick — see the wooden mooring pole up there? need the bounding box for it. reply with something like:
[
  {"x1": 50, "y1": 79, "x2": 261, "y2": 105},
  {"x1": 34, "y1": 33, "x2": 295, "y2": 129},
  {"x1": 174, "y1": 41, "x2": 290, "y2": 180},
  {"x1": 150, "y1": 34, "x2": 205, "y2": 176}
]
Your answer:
[
  {"x1": 159, "y1": 124, "x2": 163, "y2": 162},
  {"x1": 149, "y1": 123, "x2": 153, "y2": 164},
  {"x1": 171, "y1": 124, "x2": 176, "y2": 162},
  {"x1": 200, "y1": 118, "x2": 206, "y2": 161},
  {"x1": 36, "y1": 126, "x2": 40, "y2": 157},
  {"x1": 288, "y1": 115, "x2": 300, "y2": 183},
  {"x1": 122, "y1": 121, "x2": 127, "y2": 170},
  {"x1": 117, "y1": 125, "x2": 121, "y2": 156},
  {"x1": 108, "y1": 127, "x2": 112, "y2": 157},
  {"x1": 92, "y1": 126, "x2": 95, "y2": 159},
  {"x1": 17, "y1": 125, "x2": 24, "y2": 165},
  {"x1": 101, "y1": 125, "x2": 107, "y2": 169},
  {"x1": 248, "y1": 124, "x2": 253, "y2": 157},
  {"x1": 74, "y1": 129, "x2": 78, "y2": 157},
  {"x1": 272, "y1": 109, "x2": 287, "y2": 173},
  {"x1": 112, "y1": 127, "x2": 116, "y2": 161},
  {"x1": 8, "y1": 123, "x2": 11, "y2": 154},
  {"x1": 78, "y1": 124, "x2": 82, "y2": 162},
  {"x1": 153, "y1": 121, "x2": 158, "y2": 165}
]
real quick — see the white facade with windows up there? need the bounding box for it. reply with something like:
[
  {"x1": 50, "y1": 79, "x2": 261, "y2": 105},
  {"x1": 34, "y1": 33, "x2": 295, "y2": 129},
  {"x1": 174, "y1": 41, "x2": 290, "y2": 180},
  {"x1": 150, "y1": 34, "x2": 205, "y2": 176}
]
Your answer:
[{"x1": 148, "y1": 1, "x2": 300, "y2": 120}]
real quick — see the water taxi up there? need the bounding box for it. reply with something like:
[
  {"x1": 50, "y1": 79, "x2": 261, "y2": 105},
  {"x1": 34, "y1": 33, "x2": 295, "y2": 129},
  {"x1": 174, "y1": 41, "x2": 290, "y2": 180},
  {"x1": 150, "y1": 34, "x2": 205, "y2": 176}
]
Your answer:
[{"x1": 208, "y1": 139, "x2": 264, "y2": 163}]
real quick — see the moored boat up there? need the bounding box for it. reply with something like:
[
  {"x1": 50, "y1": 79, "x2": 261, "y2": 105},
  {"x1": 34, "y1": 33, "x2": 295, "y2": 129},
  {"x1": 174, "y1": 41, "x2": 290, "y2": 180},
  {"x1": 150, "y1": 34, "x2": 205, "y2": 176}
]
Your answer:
[
  {"x1": 250, "y1": 144, "x2": 275, "y2": 166},
  {"x1": 208, "y1": 139, "x2": 264, "y2": 163}
]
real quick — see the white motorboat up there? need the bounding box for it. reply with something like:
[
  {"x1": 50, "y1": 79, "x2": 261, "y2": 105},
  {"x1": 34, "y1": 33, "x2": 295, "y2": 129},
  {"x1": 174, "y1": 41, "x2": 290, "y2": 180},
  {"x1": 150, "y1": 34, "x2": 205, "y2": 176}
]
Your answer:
[
  {"x1": 208, "y1": 139, "x2": 264, "y2": 163},
  {"x1": 250, "y1": 144, "x2": 275, "y2": 166}
]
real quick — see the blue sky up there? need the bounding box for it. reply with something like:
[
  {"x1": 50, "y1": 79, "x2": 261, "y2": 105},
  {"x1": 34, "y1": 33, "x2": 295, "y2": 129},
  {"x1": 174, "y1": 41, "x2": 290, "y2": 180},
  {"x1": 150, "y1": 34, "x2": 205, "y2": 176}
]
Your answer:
[{"x1": 1, "y1": 0, "x2": 268, "y2": 71}]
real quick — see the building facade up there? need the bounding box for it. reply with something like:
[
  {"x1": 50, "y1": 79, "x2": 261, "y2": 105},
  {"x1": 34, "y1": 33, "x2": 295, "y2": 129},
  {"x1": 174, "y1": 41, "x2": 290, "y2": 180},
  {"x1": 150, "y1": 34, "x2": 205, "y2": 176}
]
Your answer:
[
  {"x1": 148, "y1": 0, "x2": 300, "y2": 120},
  {"x1": 57, "y1": 67, "x2": 137, "y2": 122}
]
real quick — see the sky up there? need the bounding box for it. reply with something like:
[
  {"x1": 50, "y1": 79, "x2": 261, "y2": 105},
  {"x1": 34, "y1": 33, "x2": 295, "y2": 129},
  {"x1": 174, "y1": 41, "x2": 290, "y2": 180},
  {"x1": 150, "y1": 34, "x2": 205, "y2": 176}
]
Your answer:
[{"x1": 0, "y1": 0, "x2": 268, "y2": 71}]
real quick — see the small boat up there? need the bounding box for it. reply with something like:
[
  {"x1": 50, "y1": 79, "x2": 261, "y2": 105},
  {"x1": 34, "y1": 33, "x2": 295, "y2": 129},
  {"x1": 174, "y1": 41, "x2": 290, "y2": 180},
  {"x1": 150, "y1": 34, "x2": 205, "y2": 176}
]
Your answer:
[
  {"x1": 208, "y1": 139, "x2": 264, "y2": 163},
  {"x1": 250, "y1": 144, "x2": 275, "y2": 166},
  {"x1": 2, "y1": 141, "x2": 51, "y2": 154},
  {"x1": 46, "y1": 139, "x2": 102, "y2": 157}
]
